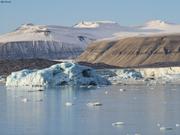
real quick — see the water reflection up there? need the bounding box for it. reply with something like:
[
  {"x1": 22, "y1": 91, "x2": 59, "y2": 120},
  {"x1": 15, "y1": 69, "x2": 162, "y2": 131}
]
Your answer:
[{"x1": 0, "y1": 85, "x2": 180, "y2": 135}]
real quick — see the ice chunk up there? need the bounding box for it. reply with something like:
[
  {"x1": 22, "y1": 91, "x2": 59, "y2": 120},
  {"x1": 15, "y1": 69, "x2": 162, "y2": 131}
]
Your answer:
[
  {"x1": 21, "y1": 98, "x2": 29, "y2": 103},
  {"x1": 160, "y1": 127, "x2": 173, "y2": 131},
  {"x1": 65, "y1": 102, "x2": 73, "y2": 106},
  {"x1": 105, "y1": 91, "x2": 108, "y2": 94},
  {"x1": 116, "y1": 69, "x2": 143, "y2": 80},
  {"x1": 134, "y1": 133, "x2": 141, "y2": 135},
  {"x1": 6, "y1": 62, "x2": 110, "y2": 87},
  {"x1": 87, "y1": 102, "x2": 102, "y2": 107},
  {"x1": 119, "y1": 88, "x2": 126, "y2": 92},
  {"x1": 112, "y1": 122, "x2": 125, "y2": 127}
]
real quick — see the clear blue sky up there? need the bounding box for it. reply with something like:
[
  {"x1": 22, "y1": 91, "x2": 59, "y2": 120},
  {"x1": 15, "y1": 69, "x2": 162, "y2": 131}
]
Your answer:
[{"x1": 0, "y1": 0, "x2": 180, "y2": 34}]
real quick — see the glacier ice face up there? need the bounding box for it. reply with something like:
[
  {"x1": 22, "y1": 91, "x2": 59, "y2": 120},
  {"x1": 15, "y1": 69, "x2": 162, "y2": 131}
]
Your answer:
[{"x1": 6, "y1": 62, "x2": 110, "y2": 87}]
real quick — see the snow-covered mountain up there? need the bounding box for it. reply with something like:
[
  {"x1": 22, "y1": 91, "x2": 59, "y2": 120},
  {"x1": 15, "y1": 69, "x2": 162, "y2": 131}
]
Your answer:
[
  {"x1": 0, "y1": 22, "x2": 123, "y2": 60},
  {"x1": 73, "y1": 21, "x2": 118, "y2": 28},
  {"x1": 1, "y1": 20, "x2": 180, "y2": 60},
  {"x1": 139, "y1": 20, "x2": 180, "y2": 32},
  {"x1": 143, "y1": 20, "x2": 173, "y2": 28}
]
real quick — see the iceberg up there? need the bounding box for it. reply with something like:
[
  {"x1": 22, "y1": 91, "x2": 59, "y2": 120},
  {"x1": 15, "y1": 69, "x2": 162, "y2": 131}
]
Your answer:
[{"x1": 6, "y1": 62, "x2": 110, "y2": 87}]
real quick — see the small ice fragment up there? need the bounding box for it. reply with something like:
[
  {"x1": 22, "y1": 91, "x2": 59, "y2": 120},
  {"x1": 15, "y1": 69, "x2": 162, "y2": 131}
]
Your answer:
[
  {"x1": 105, "y1": 91, "x2": 108, "y2": 94},
  {"x1": 65, "y1": 102, "x2": 73, "y2": 106},
  {"x1": 134, "y1": 133, "x2": 141, "y2": 135},
  {"x1": 22, "y1": 98, "x2": 28, "y2": 103},
  {"x1": 157, "y1": 123, "x2": 161, "y2": 127},
  {"x1": 119, "y1": 89, "x2": 125, "y2": 92},
  {"x1": 160, "y1": 127, "x2": 173, "y2": 131},
  {"x1": 176, "y1": 124, "x2": 180, "y2": 127},
  {"x1": 87, "y1": 85, "x2": 94, "y2": 88},
  {"x1": 87, "y1": 102, "x2": 102, "y2": 106},
  {"x1": 112, "y1": 122, "x2": 124, "y2": 127}
]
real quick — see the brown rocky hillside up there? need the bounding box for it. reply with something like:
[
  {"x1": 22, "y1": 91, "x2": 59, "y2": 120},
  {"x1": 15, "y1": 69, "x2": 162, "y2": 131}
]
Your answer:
[{"x1": 78, "y1": 34, "x2": 180, "y2": 68}]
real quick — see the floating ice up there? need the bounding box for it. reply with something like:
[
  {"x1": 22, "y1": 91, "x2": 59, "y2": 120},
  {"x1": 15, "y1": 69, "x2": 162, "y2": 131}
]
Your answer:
[
  {"x1": 134, "y1": 133, "x2": 141, "y2": 135},
  {"x1": 160, "y1": 127, "x2": 173, "y2": 131},
  {"x1": 176, "y1": 124, "x2": 180, "y2": 127},
  {"x1": 21, "y1": 98, "x2": 28, "y2": 103},
  {"x1": 112, "y1": 122, "x2": 125, "y2": 127},
  {"x1": 87, "y1": 102, "x2": 102, "y2": 107},
  {"x1": 105, "y1": 91, "x2": 108, "y2": 94},
  {"x1": 119, "y1": 88, "x2": 126, "y2": 92},
  {"x1": 65, "y1": 102, "x2": 73, "y2": 106},
  {"x1": 6, "y1": 62, "x2": 110, "y2": 87}
]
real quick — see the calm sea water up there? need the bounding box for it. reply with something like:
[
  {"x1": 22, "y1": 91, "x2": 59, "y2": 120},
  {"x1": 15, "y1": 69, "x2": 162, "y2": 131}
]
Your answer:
[{"x1": 0, "y1": 84, "x2": 180, "y2": 135}]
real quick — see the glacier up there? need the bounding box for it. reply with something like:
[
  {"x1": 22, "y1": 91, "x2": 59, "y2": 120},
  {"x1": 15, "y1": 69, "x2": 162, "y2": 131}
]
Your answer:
[
  {"x1": 6, "y1": 62, "x2": 110, "y2": 87},
  {"x1": 97, "y1": 67, "x2": 180, "y2": 85}
]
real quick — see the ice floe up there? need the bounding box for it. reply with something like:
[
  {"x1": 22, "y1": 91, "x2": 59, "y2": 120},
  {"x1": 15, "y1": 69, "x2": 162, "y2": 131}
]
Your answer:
[
  {"x1": 21, "y1": 98, "x2": 29, "y2": 103},
  {"x1": 6, "y1": 62, "x2": 110, "y2": 87},
  {"x1": 65, "y1": 102, "x2": 73, "y2": 106},
  {"x1": 87, "y1": 102, "x2": 102, "y2": 107},
  {"x1": 160, "y1": 127, "x2": 173, "y2": 131},
  {"x1": 112, "y1": 122, "x2": 125, "y2": 127}
]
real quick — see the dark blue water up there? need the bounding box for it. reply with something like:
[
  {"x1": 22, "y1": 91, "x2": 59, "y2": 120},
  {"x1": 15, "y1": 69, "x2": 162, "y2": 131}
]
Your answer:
[{"x1": 0, "y1": 84, "x2": 180, "y2": 135}]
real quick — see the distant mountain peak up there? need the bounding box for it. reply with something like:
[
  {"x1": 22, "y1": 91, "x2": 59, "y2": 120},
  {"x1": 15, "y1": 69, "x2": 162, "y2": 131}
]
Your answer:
[
  {"x1": 144, "y1": 20, "x2": 174, "y2": 27},
  {"x1": 73, "y1": 21, "x2": 117, "y2": 28},
  {"x1": 16, "y1": 23, "x2": 50, "y2": 35}
]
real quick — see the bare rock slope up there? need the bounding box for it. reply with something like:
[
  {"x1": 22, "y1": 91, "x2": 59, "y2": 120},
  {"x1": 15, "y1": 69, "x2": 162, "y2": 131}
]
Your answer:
[
  {"x1": 78, "y1": 34, "x2": 180, "y2": 68},
  {"x1": 0, "y1": 59, "x2": 59, "y2": 76}
]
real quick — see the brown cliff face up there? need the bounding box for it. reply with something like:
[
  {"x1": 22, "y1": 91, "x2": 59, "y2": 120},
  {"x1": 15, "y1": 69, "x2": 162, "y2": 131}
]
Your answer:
[
  {"x1": 78, "y1": 35, "x2": 180, "y2": 68},
  {"x1": 0, "y1": 59, "x2": 59, "y2": 76}
]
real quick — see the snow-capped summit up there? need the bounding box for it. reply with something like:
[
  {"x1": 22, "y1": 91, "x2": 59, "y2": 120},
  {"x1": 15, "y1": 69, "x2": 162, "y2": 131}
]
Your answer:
[
  {"x1": 73, "y1": 21, "x2": 118, "y2": 28},
  {"x1": 144, "y1": 20, "x2": 173, "y2": 28},
  {"x1": 139, "y1": 20, "x2": 180, "y2": 33},
  {"x1": 16, "y1": 23, "x2": 50, "y2": 34},
  {"x1": 74, "y1": 21, "x2": 100, "y2": 28}
]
